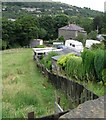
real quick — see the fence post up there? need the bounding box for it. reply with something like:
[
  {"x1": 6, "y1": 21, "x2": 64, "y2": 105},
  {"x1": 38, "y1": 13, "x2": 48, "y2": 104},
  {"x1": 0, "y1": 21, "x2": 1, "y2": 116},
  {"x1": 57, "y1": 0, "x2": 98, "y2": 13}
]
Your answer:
[
  {"x1": 57, "y1": 96, "x2": 60, "y2": 105},
  {"x1": 28, "y1": 112, "x2": 35, "y2": 120}
]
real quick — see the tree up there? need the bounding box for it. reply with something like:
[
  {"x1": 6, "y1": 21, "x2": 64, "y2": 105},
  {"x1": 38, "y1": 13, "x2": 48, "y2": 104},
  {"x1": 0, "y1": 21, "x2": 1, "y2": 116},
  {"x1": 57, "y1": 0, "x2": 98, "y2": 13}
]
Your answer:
[
  {"x1": 58, "y1": 36, "x2": 65, "y2": 42},
  {"x1": 15, "y1": 15, "x2": 39, "y2": 46},
  {"x1": 54, "y1": 14, "x2": 69, "y2": 38},
  {"x1": 2, "y1": 18, "x2": 16, "y2": 48},
  {"x1": 102, "y1": 13, "x2": 106, "y2": 33},
  {"x1": 38, "y1": 15, "x2": 55, "y2": 40},
  {"x1": 38, "y1": 28, "x2": 47, "y2": 39},
  {"x1": 93, "y1": 16, "x2": 103, "y2": 34},
  {"x1": 75, "y1": 33, "x2": 87, "y2": 47},
  {"x1": 88, "y1": 31, "x2": 97, "y2": 40}
]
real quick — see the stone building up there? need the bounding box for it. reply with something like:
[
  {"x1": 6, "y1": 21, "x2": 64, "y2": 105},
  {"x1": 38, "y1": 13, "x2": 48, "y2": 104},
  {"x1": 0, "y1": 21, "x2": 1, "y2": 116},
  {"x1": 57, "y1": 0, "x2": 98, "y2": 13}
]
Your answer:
[{"x1": 58, "y1": 24, "x2": 87, "y2": 40}]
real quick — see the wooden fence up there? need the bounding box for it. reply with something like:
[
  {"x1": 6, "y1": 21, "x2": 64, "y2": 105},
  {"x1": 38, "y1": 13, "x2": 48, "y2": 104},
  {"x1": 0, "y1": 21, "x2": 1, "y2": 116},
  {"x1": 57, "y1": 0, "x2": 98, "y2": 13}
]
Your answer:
[
  {"x1": 28, "y1": 110, "x2": 69, "y2": 120},
  {"x1": 29, "y1": 62, "x2": 99, "y2": 120},
  {"x1": 36, "y1": 62, "x2": 99, "y2": 107}
]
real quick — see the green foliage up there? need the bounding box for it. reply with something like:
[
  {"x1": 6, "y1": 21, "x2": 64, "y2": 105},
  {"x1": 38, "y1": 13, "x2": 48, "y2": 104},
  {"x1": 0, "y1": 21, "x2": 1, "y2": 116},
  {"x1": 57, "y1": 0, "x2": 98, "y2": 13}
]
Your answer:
[
  {"x1": 57, "y1": 49, "x2": 105, "y2": 83},
  {"x1": 65, "y1": 56, "x2": 84, "y2": 80},
  {"x1": 91, "y1": 42, "x2": 105, "y2": 50},
  {"x1": 81, "y1": 49, "x2": 96, "y2": 81},
  {"x1": 94, "y1": 49, "x2": 104, "y2": 82},
  {"x1": 35, "y1": 45, "x2": 46, "y2": 48},
  {"x1": 57, "y1": 53, "x2": 75, "y2": 68},
  {"x1": 58, "y1": 36, "x2": 65, "y2": 42},
  {"x1": 75, "y1": 33, "x2": 87, "y2": 46},
  {"x1": 93, "y1": 16, "x2": 103, "y2": 34},
  {"x1": 88, "y1": 31, "x2": 97, "y2": 40},
  {"x1": 42, "y1": 51, "x2": 58, "y2": 70},
  {"x1": 102, "y1": 69, "x2": 106, "y2": 84},
  {"x1": 2, "y1": 41, "x2": 7, "y2": 50},
  {"x1": 2, "y1": 2, "x2": 102, "y2": 19}
]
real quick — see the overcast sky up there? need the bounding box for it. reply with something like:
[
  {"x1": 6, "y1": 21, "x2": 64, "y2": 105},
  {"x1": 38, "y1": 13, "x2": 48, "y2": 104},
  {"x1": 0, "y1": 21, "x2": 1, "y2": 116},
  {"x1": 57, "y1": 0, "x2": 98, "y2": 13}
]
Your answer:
[{"x1": 53, "y1": 0, "x2": 106, "y2": 12}]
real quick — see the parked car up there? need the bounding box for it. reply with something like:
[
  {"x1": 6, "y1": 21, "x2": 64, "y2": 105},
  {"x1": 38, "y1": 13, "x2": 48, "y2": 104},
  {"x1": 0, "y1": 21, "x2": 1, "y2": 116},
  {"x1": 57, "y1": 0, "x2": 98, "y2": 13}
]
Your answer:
[{"x1": 57, "y1": 45, "x2": 67, "y2": 49}]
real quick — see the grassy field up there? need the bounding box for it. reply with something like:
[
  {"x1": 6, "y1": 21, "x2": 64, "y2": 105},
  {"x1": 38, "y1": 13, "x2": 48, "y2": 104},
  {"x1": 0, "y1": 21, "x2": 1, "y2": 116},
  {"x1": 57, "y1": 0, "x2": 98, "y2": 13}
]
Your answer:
[{"x1": 2, "y1": 48, "x2": 69, "y2": 118}]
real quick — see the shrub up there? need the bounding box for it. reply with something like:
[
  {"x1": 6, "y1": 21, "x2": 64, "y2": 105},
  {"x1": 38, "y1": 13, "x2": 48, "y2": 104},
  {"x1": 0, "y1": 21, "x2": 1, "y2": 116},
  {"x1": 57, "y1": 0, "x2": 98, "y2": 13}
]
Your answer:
[
  {"x1": 94, "y1": 49, "x2": 104, "y2": 82},
  {"x1": 2, "y1": 41, "x2": 7, "y2": 50},
  {"x1": 65, "y1": 56, "x2": 84, "y2": 80},
  {"x1": 57, "y1": 53, "x2": 75, "y2": 69},
  {"x1": 102, "y1": 69, "x2": 106, "y2": 84},
  {"x1": 75, "y1": 33, "x2": 87, "y2": 46},
  {"x1": 91, "y1": 42, "x2": 105, "y2": 50},
  {"x1": 81, "y1": 49, "x2": 96, "y2": 81},
  {"x1": 35, "y1": 45, "x2": 46, "y2": 48},
  {"x1": 88, "y1": 31, "x2": 97, "y2": 40},
  {"x1": 42, "y1": 51, "x2": 58, "y2": 70},
  {"x1": 58, "y1": 36, "x2": 65, "y2": 42}
]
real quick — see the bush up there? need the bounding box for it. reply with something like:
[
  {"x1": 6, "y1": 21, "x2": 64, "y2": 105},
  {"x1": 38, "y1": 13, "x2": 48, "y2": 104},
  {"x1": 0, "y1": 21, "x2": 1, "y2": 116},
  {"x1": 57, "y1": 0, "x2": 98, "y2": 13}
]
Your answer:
[
  {"x1": 42, "y1": 51, "x2": 58, "y2": 70},
  {"x1": 91, "y1": 42, "x2": 105, "y2": 50},
  {"x1": 65, "y1": 56, "x2": 84, "y2": 80},
  {"x1": 35, "y1": 45, "x2": 46, "y2": 48},
  {"x1": 81, "y1": 49, "x2": 96, "y2": 81},
  {"x1": 75, "y1": 33, "x2": 87, "y2": 46},
  {"x1": 2, "y1": 41, "x2": 7, "y2": 50},
  {"x1": 102, "y1": 69, "x2": 106, "y2": 84},
  {"x1": 58, "y1": 36, "x2": 65, "y2": 42},
  {"x1": 94, "y1": 49, "x2": 104, "y2": 82},
  {"x1": 57, "y1": 53, "x2": 75, "y2": 69},
  {"x1": 88, "y1": 31, "x2": 97, "y2": 40}
]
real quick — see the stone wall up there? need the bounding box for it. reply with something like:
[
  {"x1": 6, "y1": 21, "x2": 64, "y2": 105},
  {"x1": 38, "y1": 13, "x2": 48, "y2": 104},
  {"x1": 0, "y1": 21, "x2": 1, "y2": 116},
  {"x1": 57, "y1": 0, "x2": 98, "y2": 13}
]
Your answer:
[
  {"x1": 58, "y1": 29, "x2": 77, "y2": 40},
  {"x1": 59, "y1": 96, "x2": 105, "y2": 118}
]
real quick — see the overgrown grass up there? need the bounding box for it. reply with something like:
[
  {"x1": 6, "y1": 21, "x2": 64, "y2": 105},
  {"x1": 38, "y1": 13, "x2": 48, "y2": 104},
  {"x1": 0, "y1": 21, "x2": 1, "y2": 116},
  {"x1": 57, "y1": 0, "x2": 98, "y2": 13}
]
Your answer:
[{"x1": 2, "y1": 48, "x2": 69, "y2": 118}]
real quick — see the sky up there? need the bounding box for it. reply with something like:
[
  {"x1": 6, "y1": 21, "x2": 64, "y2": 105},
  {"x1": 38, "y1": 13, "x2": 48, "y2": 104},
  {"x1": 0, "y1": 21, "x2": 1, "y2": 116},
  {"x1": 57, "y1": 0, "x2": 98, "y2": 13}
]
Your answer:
[{"x1": 53, "y1": 0, "x2": 106, "y2": 12}]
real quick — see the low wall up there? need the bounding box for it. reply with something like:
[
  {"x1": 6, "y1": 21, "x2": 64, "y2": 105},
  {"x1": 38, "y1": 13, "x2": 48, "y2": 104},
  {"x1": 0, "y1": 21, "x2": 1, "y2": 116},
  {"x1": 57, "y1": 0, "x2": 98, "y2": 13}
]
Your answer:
[{"x1": 36, "y1": 62, "x2": 99, "y2": 109}]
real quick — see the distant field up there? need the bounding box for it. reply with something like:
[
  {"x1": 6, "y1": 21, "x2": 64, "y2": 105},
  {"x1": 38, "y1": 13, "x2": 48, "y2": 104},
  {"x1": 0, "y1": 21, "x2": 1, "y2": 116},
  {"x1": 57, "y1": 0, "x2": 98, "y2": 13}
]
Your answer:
[{"x1": 2, "y1": 48, "x2": 69, "y2": 118}]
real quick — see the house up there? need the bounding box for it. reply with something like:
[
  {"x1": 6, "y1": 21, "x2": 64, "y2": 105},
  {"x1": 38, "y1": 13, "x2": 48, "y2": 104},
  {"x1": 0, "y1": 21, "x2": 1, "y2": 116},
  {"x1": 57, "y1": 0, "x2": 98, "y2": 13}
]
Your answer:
[
  {"x1": 58, "y1": 24, "x2": 87, "y2": 40},
  {"x1": 30, "y1": 39, "x2": 43, "y2": 48}
]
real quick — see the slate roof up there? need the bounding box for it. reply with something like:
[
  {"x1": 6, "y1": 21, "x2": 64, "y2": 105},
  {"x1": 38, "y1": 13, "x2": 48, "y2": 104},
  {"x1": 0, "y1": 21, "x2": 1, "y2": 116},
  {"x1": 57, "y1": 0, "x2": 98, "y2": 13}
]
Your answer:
[
  {"x1": 59, "y1": 24, "x2": 84, "y2": 31},
  {"x1": 52, "y1": 48, "x2": 80, "y2": 61}
]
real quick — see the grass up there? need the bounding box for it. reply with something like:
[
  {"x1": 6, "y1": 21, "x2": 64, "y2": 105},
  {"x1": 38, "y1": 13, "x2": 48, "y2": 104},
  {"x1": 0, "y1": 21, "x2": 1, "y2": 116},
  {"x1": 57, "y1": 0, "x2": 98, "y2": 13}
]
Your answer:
[{"x1": 2, "y1": 48, "x2": 70, "y2": 118}]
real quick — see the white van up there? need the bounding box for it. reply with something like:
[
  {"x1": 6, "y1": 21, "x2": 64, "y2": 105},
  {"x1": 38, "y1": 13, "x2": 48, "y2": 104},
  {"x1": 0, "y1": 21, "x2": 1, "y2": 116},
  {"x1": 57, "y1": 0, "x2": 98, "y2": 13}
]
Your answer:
[{"x1": 65, "y1": 40, "x2": 83, "y2": 52}]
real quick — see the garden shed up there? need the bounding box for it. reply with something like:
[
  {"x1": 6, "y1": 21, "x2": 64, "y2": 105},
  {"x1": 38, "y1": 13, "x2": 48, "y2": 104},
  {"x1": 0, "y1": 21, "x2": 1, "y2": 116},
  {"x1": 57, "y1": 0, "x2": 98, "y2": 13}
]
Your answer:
[{"x1": 30, "y1": 39, "x2": 43, "y2": 47}]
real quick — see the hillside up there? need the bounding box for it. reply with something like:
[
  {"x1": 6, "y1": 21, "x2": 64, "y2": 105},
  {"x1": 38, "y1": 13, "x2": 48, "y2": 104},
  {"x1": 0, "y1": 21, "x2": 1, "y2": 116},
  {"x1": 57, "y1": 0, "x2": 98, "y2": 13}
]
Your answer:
[{"x1": 2, "y1": 2, "x2": 103, "y2": 19}]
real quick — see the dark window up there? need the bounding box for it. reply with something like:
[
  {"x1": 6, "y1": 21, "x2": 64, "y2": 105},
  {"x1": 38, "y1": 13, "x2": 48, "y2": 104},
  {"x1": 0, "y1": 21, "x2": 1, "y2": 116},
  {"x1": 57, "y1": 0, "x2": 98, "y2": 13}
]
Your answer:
[{"x1": 72, "y1": 44, "x2": 75, "y2": 47}]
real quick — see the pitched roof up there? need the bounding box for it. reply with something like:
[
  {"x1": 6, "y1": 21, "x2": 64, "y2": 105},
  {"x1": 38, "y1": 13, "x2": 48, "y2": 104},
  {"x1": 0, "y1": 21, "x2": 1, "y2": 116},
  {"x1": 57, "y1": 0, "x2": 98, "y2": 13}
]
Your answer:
[{"x1": 59, "y1": 24, "x2": 84, "y2": 31}]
